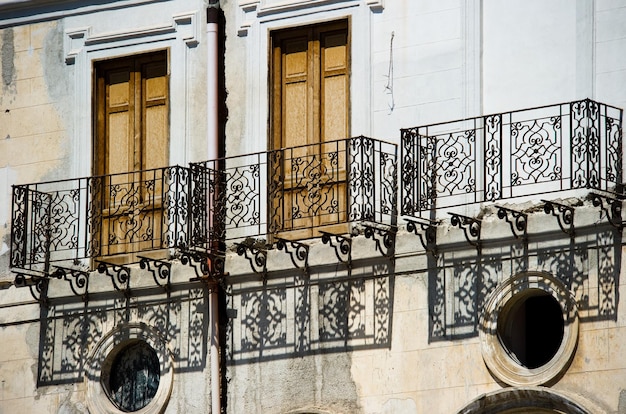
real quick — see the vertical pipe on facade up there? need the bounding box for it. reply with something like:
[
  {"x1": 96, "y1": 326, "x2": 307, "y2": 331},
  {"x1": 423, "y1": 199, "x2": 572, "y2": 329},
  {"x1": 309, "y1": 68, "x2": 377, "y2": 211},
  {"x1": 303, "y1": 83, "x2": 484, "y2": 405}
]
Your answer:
[{"x1": 207, "y1": 5, "x2": 221, "y2": 414}]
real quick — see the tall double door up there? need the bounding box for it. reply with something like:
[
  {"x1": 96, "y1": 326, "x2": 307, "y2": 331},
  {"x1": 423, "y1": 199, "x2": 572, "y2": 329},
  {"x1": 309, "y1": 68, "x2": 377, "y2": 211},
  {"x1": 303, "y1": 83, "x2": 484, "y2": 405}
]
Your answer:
[
  {"x1": 271, "y1": 20, "x2": 350, "y2": 240},
  {"x1": 93, "y1": 51, "x2": 169, "y2": 261}
]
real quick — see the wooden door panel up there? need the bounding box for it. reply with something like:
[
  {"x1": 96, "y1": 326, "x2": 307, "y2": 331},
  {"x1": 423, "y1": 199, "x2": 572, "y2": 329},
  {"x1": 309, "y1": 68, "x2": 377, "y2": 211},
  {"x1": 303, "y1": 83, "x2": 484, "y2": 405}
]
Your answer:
[
  {"x1": 143, "y1": 59, "x2": 169, "y2": 171},
  {"x1": 105, "y1": 67, "x2": 134, "y2": 181},
  {"x1": 323, "y1": 75, "x2": 348, "y2": 142},
  {"x1": 142, "y1": 61, "x2": 169, "y2": 169},
  {"x1": 284, "y1": 82, "x2": 308, "y2": 149},
  {"x1": 322, "y1": 32, "x2": 348, "y2": 72},
  {"x1": 107, "y1": 112, "x2": 133, "y2": 180},
  {"x1": 284, "y1": 38, "x2": 308, "y2": 79}
]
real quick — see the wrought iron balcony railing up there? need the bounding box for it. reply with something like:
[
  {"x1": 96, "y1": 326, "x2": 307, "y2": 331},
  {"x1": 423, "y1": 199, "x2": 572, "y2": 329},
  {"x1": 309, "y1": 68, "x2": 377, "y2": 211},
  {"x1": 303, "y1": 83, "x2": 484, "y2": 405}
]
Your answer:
[
  {"x1": 10, "y1": 165, "x2": 218, "y2": 274},
  {"x1": 401, "y1": 99, "x2": 623, "y2": 217},
  {"x1": 193, "y1": 136, "x2": 397, "y2": 243}
]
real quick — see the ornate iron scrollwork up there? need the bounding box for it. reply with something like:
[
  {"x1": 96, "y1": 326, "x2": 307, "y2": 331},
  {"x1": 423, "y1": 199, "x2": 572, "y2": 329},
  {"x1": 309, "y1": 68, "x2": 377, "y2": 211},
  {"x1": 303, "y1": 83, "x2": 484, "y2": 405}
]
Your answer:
[
  {"x1": 235, "y1": 239, "x2": 268, "y2": 275},
  {"x1": 363, "y1": 224, "x2": 396, "y2": 258},
  {"x1": 139, "y1": 256, "x2": 171, "y2": 288},
  {"x1": 401, "y1": 100, "x2": 622, "y2": 217},
  {"x1": 276, "y1": 238, "x2": 309, "y2": 270},
  {"x1": 181, "y1": 250, "x2": 225, "y2": 286},
  {"x1": 590, "y1": 193, "x2": 623, "y2": 228},
  {"x1": 13, "y1": 273, "x2": 48, "y2": 303},
  {"x1": 405, "y1": 218, "x2": 438, "y2": 255},
  {"x1": 320, "y1": 231, "x2": 351, "y2": 264},
  {"x1": 96, "y1": 261, "x2": 130, "y2": 293},
  {"x1": 542, "y1": 200, "x2": 575, "y2": 236},
  {"x1": 449, "y1": 213, "x2": 481, "y2": 247},
  {"x1": 51, "y1": 267, "x2": 89, "y2": 299},
  {"x1": 179, "y1": 249, "x2": 212, "y2": 280},
  {"x1": 496, "y1": 206, "x2": 528, "y2": 239}
]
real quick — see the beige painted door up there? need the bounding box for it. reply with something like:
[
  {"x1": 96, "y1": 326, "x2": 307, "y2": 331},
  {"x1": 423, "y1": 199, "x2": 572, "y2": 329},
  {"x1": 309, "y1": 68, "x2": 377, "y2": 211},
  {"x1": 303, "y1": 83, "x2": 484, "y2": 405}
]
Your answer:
[
  {"x1": 271, "y1": 21, "x2": 350, "y2": 240},
  {"x1": 94, "y1": 51, "x2": 169, "y2": 261}
]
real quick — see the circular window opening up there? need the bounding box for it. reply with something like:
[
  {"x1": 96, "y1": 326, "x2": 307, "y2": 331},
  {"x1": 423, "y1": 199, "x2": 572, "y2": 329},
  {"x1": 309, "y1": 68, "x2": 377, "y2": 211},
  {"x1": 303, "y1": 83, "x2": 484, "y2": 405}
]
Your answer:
[
  {"x1": 479, "y1": 271, "x2": 579, "y2": 386},
  {"x1": 106, "y1": 341, "x2": 160, "y2": 412},
  {"x1": 497, "y1": 290, "x2": 565, "y2": 369}
]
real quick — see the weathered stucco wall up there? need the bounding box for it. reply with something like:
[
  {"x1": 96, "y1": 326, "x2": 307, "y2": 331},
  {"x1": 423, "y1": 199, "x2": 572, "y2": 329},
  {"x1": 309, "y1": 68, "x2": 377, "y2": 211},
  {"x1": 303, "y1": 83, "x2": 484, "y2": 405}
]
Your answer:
[
  {"x1": 2, "y1": 0, "x2": 626, "y2": 413},
  {"x1": 0, "y1": 1, "x2": 215, "y2": 412},
  {"x1": 221, "y1": 1, "x2": 626, "y2": 411},
  {"x1": 223, "y1": 201, "x2": 626, "y2": 413},
  {"x1": 0, "y1": 19, "x2": 72, "y2": 281}
]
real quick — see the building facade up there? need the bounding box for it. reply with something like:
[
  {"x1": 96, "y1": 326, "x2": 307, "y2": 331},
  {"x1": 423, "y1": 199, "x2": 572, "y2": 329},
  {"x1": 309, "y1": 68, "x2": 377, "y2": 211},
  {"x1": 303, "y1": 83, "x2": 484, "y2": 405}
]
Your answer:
[{"x1": 1, "y1": 0, "x2": 626, "y2": 413}]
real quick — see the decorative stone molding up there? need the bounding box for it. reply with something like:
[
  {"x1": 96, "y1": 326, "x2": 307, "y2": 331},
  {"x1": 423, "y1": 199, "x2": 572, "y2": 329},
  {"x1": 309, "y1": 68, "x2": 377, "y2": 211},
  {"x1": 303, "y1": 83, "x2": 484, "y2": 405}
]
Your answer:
[
  {"x1": 457, "y1": 386, "x2": 593, "y2": 414},
  {"x1": 479, "y1": 271, "x2": 579, "y2": 387},
  {"x1": 236, "y1": 0, "x2": 383, "y2": 36},
  {"x1": 366, "y1": 0, "x2": 383, "y2": 12},
  {"x1": 63, "y1": 9, "x2": 199, "y2": 181},
  {"x1": 64, "y1": 27, "x2": 89, "y2": 65},
  {"x1": 64, "y1": 11, "x2": 199, "y2": 64},
  {"x1": 0, "y1": 0, "x2": 165, "y2": 29},
  {"x1": 86, "y1": 322, "x2": 174, "y2": 414}
]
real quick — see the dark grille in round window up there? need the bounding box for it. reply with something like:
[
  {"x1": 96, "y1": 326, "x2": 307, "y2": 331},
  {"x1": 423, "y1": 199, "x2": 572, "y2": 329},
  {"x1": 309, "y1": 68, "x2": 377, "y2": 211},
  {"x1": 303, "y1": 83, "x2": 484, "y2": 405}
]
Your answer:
[{"x1": 108, "y1": 341, "x2": 160, "y2": 412}]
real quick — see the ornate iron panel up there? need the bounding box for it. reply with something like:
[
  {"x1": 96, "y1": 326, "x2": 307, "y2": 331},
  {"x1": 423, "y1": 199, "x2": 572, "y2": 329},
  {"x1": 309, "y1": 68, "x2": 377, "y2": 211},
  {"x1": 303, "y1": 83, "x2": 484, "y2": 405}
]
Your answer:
[
  {"x1": 194, "y1": 136, "x2": 397, "y2": 243},
  {"x1": 10, "y1": 166, "x2": 213, "y2": 273},
  {"x1": 402, "y1": 99, "x2": 623, "y2": 217}
]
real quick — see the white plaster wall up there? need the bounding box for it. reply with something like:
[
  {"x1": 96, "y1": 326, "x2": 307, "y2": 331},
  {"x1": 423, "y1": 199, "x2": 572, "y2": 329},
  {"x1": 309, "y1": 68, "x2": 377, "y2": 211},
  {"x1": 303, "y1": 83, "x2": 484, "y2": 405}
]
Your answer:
[
  {"x1": 369, "y1": 0, "x2": 468, "y2": 139},
  {"x1": 224, "y1": 0, "x2": 626, "y2": 147},
  {"x1": 0, "y1": 19, "x2": 72, "y2": 280},
  {"x1": 595, "y1": 0, "x2": 626, "y2": 110},
  {"x1": 223, "y1": 0, "x2": 473, "y2": 152},
  {"x1": 483, "y1": 0, "x2": 626, "y2": 115},
  {"x1": 482, "y1": 0, "x2": 578, "y2": 113}
]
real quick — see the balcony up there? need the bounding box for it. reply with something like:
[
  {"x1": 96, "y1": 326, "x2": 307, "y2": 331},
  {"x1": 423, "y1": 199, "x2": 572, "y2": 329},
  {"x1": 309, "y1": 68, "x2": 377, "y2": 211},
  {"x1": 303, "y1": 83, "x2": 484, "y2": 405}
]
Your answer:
[
  {"x1": 10, "y1": 137, "x2": 397, "y2": 276},
  {"x1": 10, "y1": 165, "x2": 216, "y2": 275},
  {"x1": 193, "y1": 136, "x2": 398, "y2": 244},
  {"x1": 401, "y1": 99, "x2": 623, "y2": 218}
]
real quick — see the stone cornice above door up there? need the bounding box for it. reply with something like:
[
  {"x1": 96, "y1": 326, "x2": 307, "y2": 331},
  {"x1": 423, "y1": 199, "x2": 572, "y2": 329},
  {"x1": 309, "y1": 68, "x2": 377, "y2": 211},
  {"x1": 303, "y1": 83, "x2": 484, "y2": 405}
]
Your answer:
[{"x1": 237, "y1": 0, "x2": 383, "y2": 36}]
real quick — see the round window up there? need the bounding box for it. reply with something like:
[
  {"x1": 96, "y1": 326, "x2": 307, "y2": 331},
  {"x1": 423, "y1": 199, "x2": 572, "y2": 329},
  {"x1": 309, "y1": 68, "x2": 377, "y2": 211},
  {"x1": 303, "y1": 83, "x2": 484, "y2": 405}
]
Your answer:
[
  {"x1": 86, "y1": 323, "x2": 173, "y2": 414},
  {"x1": 497, "y1": 290, "x2": 564, "y2": 369},
  {"x1": 107, "y1": 341, "x2": 161, "y2": 411},
  {"x1": 479, "y1": 271, "x2": 578, "y2": 386}
]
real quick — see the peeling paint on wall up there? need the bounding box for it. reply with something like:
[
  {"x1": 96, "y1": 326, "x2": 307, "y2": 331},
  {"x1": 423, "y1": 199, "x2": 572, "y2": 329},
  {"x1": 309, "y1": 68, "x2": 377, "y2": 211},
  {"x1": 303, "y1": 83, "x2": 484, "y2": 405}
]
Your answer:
[
  {"x1": 1, "y1": 28, "x2": 15, "y2": 88},
  {"x1": 42, "y1": 21, "x2": 68, "y2": 104},
  {"x1": 618, "y1": 389, "x2": 626, "y2": 414}
]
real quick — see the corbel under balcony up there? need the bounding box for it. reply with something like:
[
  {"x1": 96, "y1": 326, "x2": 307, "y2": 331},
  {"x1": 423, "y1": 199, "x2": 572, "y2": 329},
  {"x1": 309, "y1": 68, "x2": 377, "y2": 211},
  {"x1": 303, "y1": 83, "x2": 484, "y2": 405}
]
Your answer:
[
  {"x1": 405, "y1": 217, "x2": 438, "y2": 256},
  {"x1": 542, "y1": 200, "x2": 575, "y2": 236},
  {"x1": 496, "y1": 206, "x2": 528, "y2": 239},
  {"x1": 590, "y1": 193, "x2": 623, "y2": 229}
]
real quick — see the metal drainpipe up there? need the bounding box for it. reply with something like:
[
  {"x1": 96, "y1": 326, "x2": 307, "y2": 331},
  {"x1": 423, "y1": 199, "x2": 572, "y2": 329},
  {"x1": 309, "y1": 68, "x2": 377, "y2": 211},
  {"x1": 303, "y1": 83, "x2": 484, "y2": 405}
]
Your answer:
[{"x1": 207, "y1": 5, "x2": 221, "y2": 414}]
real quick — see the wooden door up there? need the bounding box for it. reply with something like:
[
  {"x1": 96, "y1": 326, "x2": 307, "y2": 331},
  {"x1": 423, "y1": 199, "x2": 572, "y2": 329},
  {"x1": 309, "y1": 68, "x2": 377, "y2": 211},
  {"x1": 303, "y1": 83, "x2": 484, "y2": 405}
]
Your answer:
[
  {"x1": 94, "y1": 51, "x2": 169, "y2": 262},
  {"x1": 271, "y1": 21, "x2": 350, "y2": 240}
]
